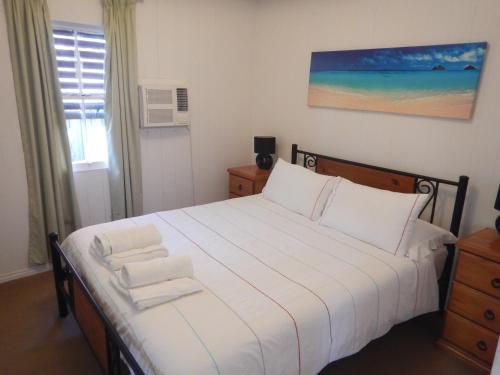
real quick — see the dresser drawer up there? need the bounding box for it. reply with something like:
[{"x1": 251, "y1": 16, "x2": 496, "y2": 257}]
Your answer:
[
  {"x1": 442, "y1": 311, "x2": 498, "y2": 365},
  {"x1": 456, "y1": 251, "x2": 500, "y2": 299},
  {"x1": 449, "y1": 282, "x2": 500, "y2": 333},
  {"x1": 229, "y1": 175, "x2": 253, "y2": 196}
]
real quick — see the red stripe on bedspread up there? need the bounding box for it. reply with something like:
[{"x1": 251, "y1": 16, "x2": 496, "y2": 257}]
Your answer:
[
  {"x1": 183, "y1": 208, "x2": 333, "y2": 347},
  {"x1": 157, "y1": 213, "x2": 303, "y2": 375}
]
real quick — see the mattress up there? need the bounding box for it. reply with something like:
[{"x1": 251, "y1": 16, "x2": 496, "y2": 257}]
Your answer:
[{"x1": 62, "y1": 194, "x2": 440, "y2": 375}]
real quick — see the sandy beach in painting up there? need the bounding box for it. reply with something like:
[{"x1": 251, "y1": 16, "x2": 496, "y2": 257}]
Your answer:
[{"x1": 308, "y1": 85, "x2": 475, "y2": 119}]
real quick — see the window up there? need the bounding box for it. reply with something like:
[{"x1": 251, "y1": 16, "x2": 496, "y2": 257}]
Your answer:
[{"x1": 53, "y1": 25, "x2": 108, "y2": 165}]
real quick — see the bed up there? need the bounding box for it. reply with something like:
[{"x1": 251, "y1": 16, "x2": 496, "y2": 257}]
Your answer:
[{"x1": 49, "y1": 144, "x2": 469, "y2": 375}]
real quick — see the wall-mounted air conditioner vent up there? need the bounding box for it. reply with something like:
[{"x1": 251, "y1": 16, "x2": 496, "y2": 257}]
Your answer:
[{"x1": 139, "y1": 84, "x2": 190, "y2": 128}]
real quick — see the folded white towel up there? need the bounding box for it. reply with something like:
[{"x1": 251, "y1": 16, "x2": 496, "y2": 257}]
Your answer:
[
  {"x1": 94, "y1": 224, "x2": 162, "y2": 257},
  {"x1": 110, "y1": 276, "x2": 202, "y2": 310},
  {"x1": 119, "y1": 255, "x2": 194, "y2": 288},
  {"x1": 90, "y1": 244, "x2": 169, "y2": 271}
]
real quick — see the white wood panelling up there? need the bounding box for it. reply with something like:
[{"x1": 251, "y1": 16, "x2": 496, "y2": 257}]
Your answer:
[
  {"x1": 73, "y1": 127, "x2": 195, "y2": 225},
  {"x1": 141, "y1": 126, "x2": 195, "y2": 214},
  {"x1": 73, "y1": 168, "x2": 111, "y2": 227}
]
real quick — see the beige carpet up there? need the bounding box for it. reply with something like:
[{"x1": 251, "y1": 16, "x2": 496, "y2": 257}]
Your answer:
[{"x1": 0, "y1": 271, "x2": 483, "y2": 375}]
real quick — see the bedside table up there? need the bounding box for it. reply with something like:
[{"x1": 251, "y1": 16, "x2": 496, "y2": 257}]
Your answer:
[
  {"x1": 227, "y1": 165, "x2": 272, "y2": 198},
  {"x1": 438, "y1": 228, "x2": 500, "y2": 373}
]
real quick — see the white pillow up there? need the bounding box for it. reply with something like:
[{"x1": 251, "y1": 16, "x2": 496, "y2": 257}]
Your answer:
[
  {"x1": 319, "y1": 178, "x2": 429, "y2": 256},
  {"x1": 263, "y1": 158, "x2": 337, "y2": 220},
  {"x1": 406, "y1": 219, "x2": 457, "y2": 261}
]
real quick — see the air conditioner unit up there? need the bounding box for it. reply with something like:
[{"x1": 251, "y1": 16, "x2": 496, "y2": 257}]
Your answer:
[{"x1": 139, "y1": 85, "x2": 190, "y2": 128}]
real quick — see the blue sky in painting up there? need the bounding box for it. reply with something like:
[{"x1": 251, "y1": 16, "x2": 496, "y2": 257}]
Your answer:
[{"x1": 310, "y1": 42, "x2": 487, "y2": 72}]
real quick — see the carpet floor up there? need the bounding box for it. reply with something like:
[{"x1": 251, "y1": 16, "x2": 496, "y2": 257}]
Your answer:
[{"x1": 0, "y1": 271, "x2": 484, "y2": 375}]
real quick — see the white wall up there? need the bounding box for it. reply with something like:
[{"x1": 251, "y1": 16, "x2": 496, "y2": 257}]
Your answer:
[
  {"x1": 0, "y1": 1, "x2": 33, "y2": 281},
  {"x1": 73, "y1": 168, "x2": 112, "y2": 227},
  {"x1": 48, "y1": 0, "x2": 102, "y2": 25},
  {"x1": 251, "y1": 0, "x2": 500, "y2": 234},
  {"x1": 136, "y1": 0, "x2": 256, "y2": 208}
]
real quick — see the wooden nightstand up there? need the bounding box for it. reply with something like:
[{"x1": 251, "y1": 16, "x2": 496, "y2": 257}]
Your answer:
[
  {"x1": 438, "y1": 228, "x2": 500, "y2": 373},
  {"x1": 227, "y1": 165, "x2": 272, "y2": 198}
]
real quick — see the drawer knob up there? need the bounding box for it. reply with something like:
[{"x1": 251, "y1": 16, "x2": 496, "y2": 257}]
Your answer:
[
  {"x1": 484, "y1": 309, "x2": 496, "y2": 321},
  {"x1": 238, "y1": 184, "x2": 243, "y2": 191},
  {"x1": 477, "y1": 340, "x2": 488, "y2": 352},
  {"x1": 491, "y1": 278, "x2": 500, "y2": 289}
]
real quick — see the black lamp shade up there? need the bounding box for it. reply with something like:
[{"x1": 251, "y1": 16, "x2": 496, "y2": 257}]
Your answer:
[
  {"x1": 495, "y1": 184, "x2": 500, "y2": 211},
  {"x1": 254, "y1": 136, "x2": 275, "y2": 155}
]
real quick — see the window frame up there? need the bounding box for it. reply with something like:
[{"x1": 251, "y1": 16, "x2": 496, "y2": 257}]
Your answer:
[{"x1": 52, "y1": 21, "x2": 108, "y2": 172}]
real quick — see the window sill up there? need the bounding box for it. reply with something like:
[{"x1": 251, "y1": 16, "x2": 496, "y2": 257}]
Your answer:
[{"x1": 72, "y1": 161, "x2": 108, "y2": 173}]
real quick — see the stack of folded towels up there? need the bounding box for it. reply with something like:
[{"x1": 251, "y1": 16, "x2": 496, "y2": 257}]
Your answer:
[
  {"x1": 91, "y1": 224, "x2": 169, "y2": 270},
  {"x1": 91, "y1": 224, "x2": 202, "y2": 310},
  {"x1": 111, "y1": 256, "x2": 202, "y2": 310}
]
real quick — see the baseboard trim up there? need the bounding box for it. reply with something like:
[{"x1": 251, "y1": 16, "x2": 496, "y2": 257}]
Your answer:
[{"x1": 0, "y1": 264, "x2": 52, "y2": 284}]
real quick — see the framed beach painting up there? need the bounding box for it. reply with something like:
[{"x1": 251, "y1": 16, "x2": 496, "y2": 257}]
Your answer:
[{"x1": 308, "y1": 42, "x2": 487, "y2": 119}]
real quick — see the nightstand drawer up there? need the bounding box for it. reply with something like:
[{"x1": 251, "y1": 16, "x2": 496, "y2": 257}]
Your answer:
[
  {"x1": 442, "y1": 311, "x2": 498, "y2": 365},
  {"x1": 456, "y1": 251, "x2": 500, "y2": 299},
  {"x1": 229, "y1": 175, "x2": 253, "y2": 196},
  {"x1": 449, "y1": 282, "x2": 500, "y2": 333}
]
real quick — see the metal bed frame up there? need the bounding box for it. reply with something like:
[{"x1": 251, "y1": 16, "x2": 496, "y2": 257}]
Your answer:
[
  {"x1": 49, "y1": 143, "x2": 469, "y2": 375},
  {"x1": 291, "y1": 144, "x2": 468, "y2": 236}
]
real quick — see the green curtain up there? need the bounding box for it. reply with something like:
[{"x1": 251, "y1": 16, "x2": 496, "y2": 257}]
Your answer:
[
  {"x1": 4, "y1": 0, "x2": 80, "y2": 264},
  {"x1": 104, "y1": 0, "x2": 143, "y2": 220}
]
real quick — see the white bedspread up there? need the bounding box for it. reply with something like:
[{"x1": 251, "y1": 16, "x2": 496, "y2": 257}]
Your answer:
[{"x1": 62, "y1": 195, "x2": 439, "y2": 375}]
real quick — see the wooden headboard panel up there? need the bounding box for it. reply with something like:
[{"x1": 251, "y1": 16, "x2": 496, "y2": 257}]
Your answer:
[
  {"x1": 316, "y1": 158, "x2": 415, "y2": 193},
  {"x1": 291, "y1": 144, "x2": 469, "y2": 236}
]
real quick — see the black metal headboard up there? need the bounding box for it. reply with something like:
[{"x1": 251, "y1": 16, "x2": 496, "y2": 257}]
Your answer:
[{"x1": 291, "y1": 144, "x2": 469, "y2": 237}]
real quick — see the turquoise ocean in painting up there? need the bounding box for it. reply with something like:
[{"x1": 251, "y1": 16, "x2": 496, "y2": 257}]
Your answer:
[
  {"x1": 308, "y1": 42, "x2": 487, "y2": 119},
  {"x1": 309, "y1": 70, "x2": 481, "y2": 98}
]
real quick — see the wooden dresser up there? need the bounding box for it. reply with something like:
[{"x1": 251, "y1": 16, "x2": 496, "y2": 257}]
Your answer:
[
  {"x1": 227, "y1": 165, "x2": 272, "y2": 198},
  {"x1": 439, "y1": 228, "x2": 500, "y2": 373}
]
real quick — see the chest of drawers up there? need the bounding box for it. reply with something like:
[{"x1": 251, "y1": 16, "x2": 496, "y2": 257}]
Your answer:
[
  {"x1": 227, "y1": 165, "x2": 271, "y2": 198},
  {"x1": 438, "y1": 229, "x2": 500, "y2": 373}
]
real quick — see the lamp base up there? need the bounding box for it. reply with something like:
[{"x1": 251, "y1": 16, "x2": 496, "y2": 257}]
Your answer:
[
  {"x1": 496, "y1": 215, "x2": 500, "y2": 234},
  {"x1": 256, "y1": 154, "x2": 273, "y2": 170}
]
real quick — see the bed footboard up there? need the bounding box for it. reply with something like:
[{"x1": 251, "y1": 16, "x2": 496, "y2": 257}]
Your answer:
[{"x1": 49, "y1": 232, "x2": 144, "y2": 375}]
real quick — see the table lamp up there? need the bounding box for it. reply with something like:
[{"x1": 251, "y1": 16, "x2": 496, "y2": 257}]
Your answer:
[{"x1": 254, "y1": 136, "x2": 275, "y2": 170}]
